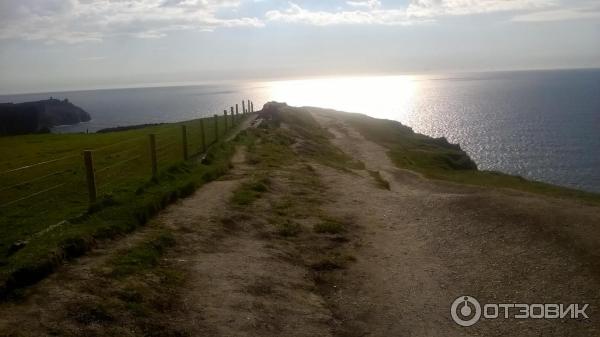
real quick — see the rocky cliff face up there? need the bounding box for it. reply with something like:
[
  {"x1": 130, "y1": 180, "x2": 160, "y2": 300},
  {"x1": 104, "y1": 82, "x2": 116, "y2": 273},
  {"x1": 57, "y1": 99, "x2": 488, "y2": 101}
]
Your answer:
[{"x1": 0, "y1": 98, "x2": 91, "y2": 135}]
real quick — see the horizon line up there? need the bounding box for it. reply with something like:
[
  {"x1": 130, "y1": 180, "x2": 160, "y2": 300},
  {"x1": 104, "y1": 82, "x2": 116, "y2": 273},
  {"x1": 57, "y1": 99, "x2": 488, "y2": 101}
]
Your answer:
[{"x1": 1, "y1": 66, "x2": 599, "y2": 97}]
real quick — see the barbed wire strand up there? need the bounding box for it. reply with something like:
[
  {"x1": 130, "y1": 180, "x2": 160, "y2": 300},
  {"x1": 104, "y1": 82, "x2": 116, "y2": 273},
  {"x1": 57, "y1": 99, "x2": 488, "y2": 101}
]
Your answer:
[
  {"x1": 0, "y1": 154, "x2": 79, "y2": 176},
  {"x1": 0, "y1": 169, "x2": 71, "y2": 193},
  {"x1": 99, "y1": 143, "x2": 145, "y2": 160},
  {"x1": 96, "y1": 155, "x2": 142, "y2": 174},
  {"x1": 0, "y1": 127, "x2": 176, "y2": 176},
  {"x1": 93, "y1": 135, "x2": 147, "y2": 153},
  {"x1": 10, "y1": 186, "x2": 83, "y2": 218},
  {"x1": 0, "y1": 183, "x2": 66, "y2": 208}
]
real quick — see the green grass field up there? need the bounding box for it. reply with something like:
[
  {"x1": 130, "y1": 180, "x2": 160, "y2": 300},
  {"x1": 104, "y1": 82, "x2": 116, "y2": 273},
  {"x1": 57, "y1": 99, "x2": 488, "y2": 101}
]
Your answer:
[{"x1": 0, "y1": 112, "x2": 246, "y2": 296}]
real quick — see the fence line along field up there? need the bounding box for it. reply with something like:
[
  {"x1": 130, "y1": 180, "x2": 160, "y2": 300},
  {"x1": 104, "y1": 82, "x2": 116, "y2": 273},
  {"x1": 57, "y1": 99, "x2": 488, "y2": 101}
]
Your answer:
[{"x1": 0, "y1": 101, "x2": 255, "y2": 286}]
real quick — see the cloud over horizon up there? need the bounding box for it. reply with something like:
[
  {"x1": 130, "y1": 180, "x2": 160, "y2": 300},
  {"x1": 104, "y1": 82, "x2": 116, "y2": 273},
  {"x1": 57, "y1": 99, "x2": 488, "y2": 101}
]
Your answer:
[
  {"x1": 0, "y1": 0, "x2": 263, "y2": 43},
  {"x1": 0, "y1": 0, "x2": 598, "y2": 44},
  {"x1": 1, "y1": 0, "x2": 598, "y2": 94},
  {"x1": 265, "y1": 0, "x2": 600, "y2": 26}
]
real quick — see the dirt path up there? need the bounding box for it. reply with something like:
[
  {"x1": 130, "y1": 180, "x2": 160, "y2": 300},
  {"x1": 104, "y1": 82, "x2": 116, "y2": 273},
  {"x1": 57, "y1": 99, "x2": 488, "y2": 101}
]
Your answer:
[
  {"x1": 157, "y1": 147, "x2": 334, "y2": 337},
  {"x1": 309, "y1": 109, "x2": 600, "y2": 336},
  {"x1": 0, "y1": 117, "x2": 336, "y2": 337}
]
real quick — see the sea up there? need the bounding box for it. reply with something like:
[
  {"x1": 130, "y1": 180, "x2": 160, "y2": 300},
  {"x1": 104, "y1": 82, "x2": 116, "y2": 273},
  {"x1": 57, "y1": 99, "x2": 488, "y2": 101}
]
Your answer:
[{"x1": 1, "y1": 69, "x2": 599, "y2": 193}]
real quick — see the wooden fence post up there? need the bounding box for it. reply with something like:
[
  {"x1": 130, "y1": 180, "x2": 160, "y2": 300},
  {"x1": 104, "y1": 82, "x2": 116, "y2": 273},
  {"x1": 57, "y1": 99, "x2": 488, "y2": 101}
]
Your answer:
[
  {"x1": 247, "y1": 99, "x2": 251, "y2": 113},
  {"x1": 223, "y1": 110, "x2": 228, "y2": 132},
  {"x1": 200, "y1": 118, "x2": 206, "y2": 153},
  {"x1": 230, "y1": 106, "x2": 235, "y2": 125},
  {"x1": 214, "y1": 114, "x2": 219, "y2": 142},
  {"x1": 251, "y1": 101, "x2": 254, "y2": 113},
  {"x1": 235, "y1": 104, "x2": 239, "y2": 118},
  {"x1": 181, "y1": 125, "x2": 188, "y2": 160},
  {"x1": 83, "y1": 150, "x2": 97, "y2": 204},
  {"x1": 149, "y1": 134, "x2": 157, "y2": 179},
  {"x1": 242, "y1": 100, "x2": 246, "y2": 114}
]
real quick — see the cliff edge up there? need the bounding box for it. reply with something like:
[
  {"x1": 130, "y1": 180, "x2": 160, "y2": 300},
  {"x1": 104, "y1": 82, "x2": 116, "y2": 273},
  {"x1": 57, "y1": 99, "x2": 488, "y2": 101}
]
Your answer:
[{"x1": 0, "y1": 98, "x2": 91, "y2": 135}]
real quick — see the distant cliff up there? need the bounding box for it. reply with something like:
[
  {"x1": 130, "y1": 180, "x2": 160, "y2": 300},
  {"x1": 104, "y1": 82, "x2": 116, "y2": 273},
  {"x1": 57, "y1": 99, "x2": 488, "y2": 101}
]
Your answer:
[{"x1": 0, "y1": 98, "x2": 91, "y2": 135}]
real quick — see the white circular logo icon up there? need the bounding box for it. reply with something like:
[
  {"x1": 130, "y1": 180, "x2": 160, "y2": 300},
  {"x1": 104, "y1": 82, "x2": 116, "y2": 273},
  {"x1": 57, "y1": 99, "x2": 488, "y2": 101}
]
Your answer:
[{"x1": 451, "y1": 296, "x2": 482, "y2": 326}]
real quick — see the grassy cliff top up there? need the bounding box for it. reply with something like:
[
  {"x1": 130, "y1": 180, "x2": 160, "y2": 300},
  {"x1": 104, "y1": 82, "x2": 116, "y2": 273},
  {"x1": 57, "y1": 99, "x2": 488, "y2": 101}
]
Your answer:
[{"x1": 283, "y1": 104, "x2": 600, "y2": 204}]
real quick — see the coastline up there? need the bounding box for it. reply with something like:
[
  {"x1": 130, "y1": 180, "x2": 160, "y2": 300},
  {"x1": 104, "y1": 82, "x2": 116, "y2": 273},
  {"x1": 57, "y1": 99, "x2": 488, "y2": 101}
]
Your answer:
[{"x1": 6, "y1": 70, "x2": 597, "y2": 193}]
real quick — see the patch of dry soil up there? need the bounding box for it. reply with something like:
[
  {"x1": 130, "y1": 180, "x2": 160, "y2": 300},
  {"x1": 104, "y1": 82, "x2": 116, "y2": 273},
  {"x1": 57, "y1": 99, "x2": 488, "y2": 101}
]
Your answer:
[{"x1": 159, "y1": 148, "x2": 334, "y2": 337}]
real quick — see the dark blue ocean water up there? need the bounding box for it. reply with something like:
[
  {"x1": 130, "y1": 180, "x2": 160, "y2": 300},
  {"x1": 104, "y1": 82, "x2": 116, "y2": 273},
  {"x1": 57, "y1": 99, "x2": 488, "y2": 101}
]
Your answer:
[
  {"x1": 403, "y1": 70, "x2": 600, "y2": 195},
  {"x1": 1, "y1": 69, "x2": 599, "y2": 193}
]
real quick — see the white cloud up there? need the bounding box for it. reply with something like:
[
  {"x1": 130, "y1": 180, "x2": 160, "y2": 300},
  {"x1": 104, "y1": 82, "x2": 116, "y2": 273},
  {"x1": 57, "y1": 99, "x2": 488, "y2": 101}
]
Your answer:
[
  {"x1": 346, "y1": 0, "x2": 382, "y2": 10},
  {"x1": 265, "y1": 3, "x2": 411, "y2": 26},
  {"x1": 0, "y1": 0, "x2": 264, "y2": 43},
  {"x1": 406, "y1": 0, "x2": 555, "y2": 18},
  {"x1": 1, "y1": 0, "x2": 593, "y2": 43},
  {"x1": 266, "y1": 0, "x2": 561, "y2": 26},
  {"x1": 512, "y1": 4, "x2": 600, "y2": 22}
]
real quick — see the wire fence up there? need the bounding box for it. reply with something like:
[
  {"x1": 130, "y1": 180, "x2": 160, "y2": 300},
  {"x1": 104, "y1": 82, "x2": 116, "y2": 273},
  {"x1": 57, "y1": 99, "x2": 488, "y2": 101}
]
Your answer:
[{"x1": 0, "y1": 100, "x2": 255, "y2": 252}]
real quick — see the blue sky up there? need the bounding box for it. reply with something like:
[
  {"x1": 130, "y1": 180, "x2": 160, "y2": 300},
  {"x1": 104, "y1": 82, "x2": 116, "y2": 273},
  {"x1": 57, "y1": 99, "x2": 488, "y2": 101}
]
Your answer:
[{"x1": 0, "y1": 0, "x2": 599, "y2": 94}]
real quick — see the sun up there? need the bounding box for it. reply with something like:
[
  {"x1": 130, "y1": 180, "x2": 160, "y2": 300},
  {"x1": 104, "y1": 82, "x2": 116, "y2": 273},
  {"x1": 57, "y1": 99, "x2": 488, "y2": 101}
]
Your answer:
[{"x1": 264, "y1": 75, "x2": 418, "y2": 122}]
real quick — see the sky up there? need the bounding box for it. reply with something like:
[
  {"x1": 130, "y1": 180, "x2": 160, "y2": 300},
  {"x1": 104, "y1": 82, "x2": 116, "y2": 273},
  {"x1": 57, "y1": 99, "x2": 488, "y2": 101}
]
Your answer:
[{"x1": 0, "y1": 0, "x2": 599, "y2": 94}]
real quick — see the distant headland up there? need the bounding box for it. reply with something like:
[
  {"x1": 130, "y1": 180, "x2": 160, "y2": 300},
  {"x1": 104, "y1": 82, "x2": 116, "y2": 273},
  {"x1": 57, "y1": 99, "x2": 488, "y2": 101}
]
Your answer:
[{"x1": 0, "y1": 98, "x2": 91, "y2": 135}]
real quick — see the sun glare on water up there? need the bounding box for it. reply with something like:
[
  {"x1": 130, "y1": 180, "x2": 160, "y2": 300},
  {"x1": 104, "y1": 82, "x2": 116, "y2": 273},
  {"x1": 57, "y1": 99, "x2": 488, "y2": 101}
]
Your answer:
[{"x1": 264, "y1": 75, "x2": 418, "y2": 122}]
